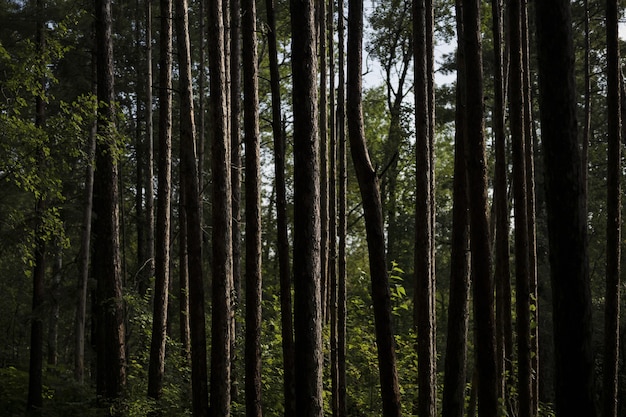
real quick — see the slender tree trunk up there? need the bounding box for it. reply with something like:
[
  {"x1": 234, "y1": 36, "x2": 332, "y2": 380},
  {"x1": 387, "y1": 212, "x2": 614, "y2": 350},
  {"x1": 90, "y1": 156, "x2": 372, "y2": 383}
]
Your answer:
[
  {"x1": 534, "y1": 1, "x2": 597, "y2": 415},
  {"x1": 147, "y1": 0, "x2": 172, "y2": 399},
  {"x1": 27, "y1": 2, "x2": 46, "y2": 408},
  {"x1": 143, "y1": 0, "x2": 155, "y2": 299},
  {"x1": 178, "y1": 173, "x2": 191, "y2": 363},
  {"x1": 413, "y1": 0, "x2": 436, "y2": 415},
  {"x1": 603, "y1": 0, "x2": 621, "y2": 416},
  {"x1": 208, "y1": 0, "x2": 233, "y2": 414},
  {"x1": 461, "y1": 0, "x2": 498, "y2": 415},
  {"x1": 491, "y1": 0, "x2": 513, "y2": 407},
  {"x1": 337, "y1": 0, "x2": 348, "y2": 414},
  {"x1": 242, "y1": 0, "x2": 263, "y2": 413},
  {"x1": 319, "y1": 0, "x2": 329, "y2": 323},
  {"x1": 265, "y1": 1, "x2": 295, "y2": 415},
  {"x1": 441, "y1": 3, "x2": 470, "y2": 415},
  {"x1": 93, "y1": 0, "x2": 126, "y2": 400},
  {"x1": 175, "y1": 0, "x2": 209, "y2": 413},
  {"x1": 347, "y1": 1, "x2": 402, "y2": 415},
  {"x1": 75, "y1": 68, "x2": 97, "y2": 383},
  {"x1": 290, "y1": 0, "x2": 323, "y2": 414},
  {"x1": 521, "y1": 3, "x2": 539, "y2": 412},
  {"x1": 509, "y1": 1, "x2": 532, "y2": 416},
  {"x1": 328, "y1": 0, "x2": 339, "y2": 414},
  {"x1": 229, "y1": 0, "x2": 242, "y2": 405}
]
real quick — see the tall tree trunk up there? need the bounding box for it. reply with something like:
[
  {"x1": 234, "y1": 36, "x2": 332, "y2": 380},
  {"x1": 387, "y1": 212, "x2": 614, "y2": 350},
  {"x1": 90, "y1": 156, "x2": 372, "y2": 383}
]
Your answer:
[
  {"x1": 319, "y1": 0, "x2": 329, "y2": 323},
  {"x1": 603, "y1": 0, "x2": 621, "y2": 415},
  {"x1": 75, "y1": 65, "x2": 97, "y2": 383},
  {"x1": 265, "y1": 0, "x2": 295, "y2": 415},
  {"x1": 290, "y1": 0, "x2": 323, "y2": 415},
  {"x1": 176, "y1": 0, "x2": 209, "y2": 413},
  {"x1": 491, "y1": 0, "x2": 513, "y2": 406},
  {"x1": 521, "y1": 3, "x2": 539, "y2": 412},
  {"x1": 93, "y1": 0, "x2": 126, "y2": 399},
  {"x1": 461, "y1": 0, "x2": 498, "y2": 415},
  {"x1": 208, "y1": 0, "x2": 233, "y2": 414},
  {"x1": 27, "y1": 1, "x2": 46, "y2": 408},
  {"x1": 242, "y1": 0, "x2": 262, "y2": 414},
  {"x1": 147, "y1": 0, "x2": 173, "y2": 399},
  {"x1": 534, "y1": 1, "x2": 597, "y2": 416},
  {"x1": 143, "y1": 0, "x2": 155, "y2": 299},
  {"x1": 337, "y1": 0, "x2": 348, "y2": 414},
  {"x1": 509, "y1": 1, "x2": 532, "y2": 416},
  {"x1": 328, "y1": 0, "x2": 339, "y2": 414},
  {"x1": 441, "y1": 2, "x2": 470, "y2": 415},
  {"x1": 178, "y1": 173, "x2": 191, "y2": 363},
  {"x1": 413, "y1": 0, "x2": 436, "y2": 415},
  {"x1": 229, "y1": 0, "x2": 242, "y2": 405},
  {"x1": 347, "y1": 1, "x2": 402, "y2": 415}
]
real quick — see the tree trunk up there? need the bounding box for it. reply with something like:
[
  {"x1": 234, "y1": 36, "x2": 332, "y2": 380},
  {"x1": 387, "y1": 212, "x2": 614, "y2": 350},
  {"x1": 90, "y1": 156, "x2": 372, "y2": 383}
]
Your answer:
[
  {"x1": 490, "y1": 0, "x2": 513, "y2": 407},
  {"x1": 520, "y1": 5, "x2": 539, "y2": 413},
  {"x1": 27, "y1": 2, "x2": 46, "y2": 408},
  {"x1": 242, "y1": 0, "x2": 263, "y2": 414},
  {"x1": 147, "y1": 0, "x2": 172, "y2": 399},
  {"x1": 28, "y1": 198, "x2": 46, "y2": 410},
  {"x1": 319, "y1": 0, "x2": 329, "y2": 323},
  {"x1": 413, "y1": 0, "x2": 436, "y2": 415},
  {"x1": 461, "y1": 0, "x2": 498, "y2": 415},
  {"x1": 174, "y1": 0, "x2": 209, "y2": 414},
  {"x1": 93, "y1": 0, "x2": 126, "y2": 400},
  {"x1": 178, "y1": 172, "x2": 191, "y2": 363},
  {"x1": 328, "y1": 0, "x2": 339, "y2": 414},
  {"x1": 603, "y1": 0, "x2": 621, "y2": 416},
  {"x1": 290, "y1": 0, "x2": 323, "y2": 414},
  {"x1": 208, "y1": 0, "x2": 233, "y2": 414},
  {"x1": 265, "y1": 0, "x2": 295, "y2": 415},
  {"x1": 229, "y1": 0, "x2": 242, "y2": 405},
  {"x1": 441, "y1": 2, "x2": 470, "y2": 415},
  {"x1": 347, "y1": 1, "x2": 402, "y2": 415},
  {"x1": 75, "y1": 67, "x2": 97, "y2": 383},
  {"x1": 509, "y1": 1, "x2": 532, "y2": 416},
  {"x1": 534, "y1": 1, "x2": 597, "y2": 416},
  {"x1": 337, "y1": 0, "x2": 348, "y2": 414},
  {"x1": 143, "y1": 0, "x2": 155, "y2": 299}
]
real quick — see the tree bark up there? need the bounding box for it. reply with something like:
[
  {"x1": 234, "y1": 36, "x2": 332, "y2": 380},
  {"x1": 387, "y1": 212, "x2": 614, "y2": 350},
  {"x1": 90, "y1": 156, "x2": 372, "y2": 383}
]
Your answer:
[
  {"x1": 347, "y1": 1, "x2": 402, "y2": 415},
  {"x1": 520, "y1": 5, "x2": 539, "y2": 412},
  {"x1": 534, "y1": 1, "x2": 597, "y2": 416},
  {"x1": 208, "y1": 0, "x2": 233, "y2": 414},
  {"x1": 441, "y1": 2, "x2": 470, "y2": 416},
  {"x1": 319, "y1": 0, "x2": 330, "y2": 323},
  {"x1": 27, "y1": 2, "x2": 46, "y2": 408},
  {"x1": 461, "y1": 0, "x2": 498, "y2": 415},
  {"x1": 147, "y1": 0, "x2": 172, "y2": 399},
  {"x1": 490, "y1": 0, "x2": 513, "y2": 407},
  {"x1": 413, "y1": 0, "x2": 436, "y2": 415},
  {"x1": 75, "y1": 68, "x2": 97, "y2": 383},
  {"x1": 93, "y1": 0, "x2": 126, "y2": 400},
  {"x1": 242, "y1": 0, "x2": 263, "y2": 414},
  {"x1": 229, "y1": 0, "x2": 242, "y2": 405},
  {"x1": 509, "y1": 1, "x2": 532, "y2": 416},
  {"x1": 290, "y1": 0, "x2": 323, "y2": 415},
  {"x1": 175, "y1": 0, "x2": 209, "y2": 414},
  {"x1": 266, "y1": 0, "x2": 296, "y2": 415},
  {"x1": 142, "y1": 0, "x2": 155, "y2": 299},
  {"x1": 337, "y1": 0, "x2": 348, "y2": 414}
]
